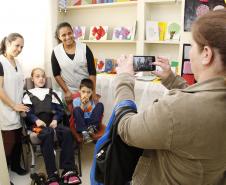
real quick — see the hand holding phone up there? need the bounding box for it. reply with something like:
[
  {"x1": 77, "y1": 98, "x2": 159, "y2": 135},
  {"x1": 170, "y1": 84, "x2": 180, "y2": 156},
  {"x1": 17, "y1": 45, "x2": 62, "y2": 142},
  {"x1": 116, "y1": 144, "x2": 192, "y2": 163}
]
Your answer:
[{"x1": 133, "y1": 56, "x2": 156, "y2": 72}]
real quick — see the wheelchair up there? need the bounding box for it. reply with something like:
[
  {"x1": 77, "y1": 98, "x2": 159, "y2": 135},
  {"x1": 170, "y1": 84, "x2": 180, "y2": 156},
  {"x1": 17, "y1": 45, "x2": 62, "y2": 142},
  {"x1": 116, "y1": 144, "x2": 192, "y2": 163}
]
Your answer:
[{"x1": 21, "y1": 77, "x2": 81, "y2": 185}]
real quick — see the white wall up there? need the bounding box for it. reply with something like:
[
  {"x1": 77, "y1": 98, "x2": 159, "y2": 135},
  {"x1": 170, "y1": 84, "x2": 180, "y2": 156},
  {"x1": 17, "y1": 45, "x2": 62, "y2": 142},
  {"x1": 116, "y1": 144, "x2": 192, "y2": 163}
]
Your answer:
[
  {"x1": 0, "y1": 0, "x2": 49, "y2": 77},
  {"x1": 0, "y1": 1, "x2": 55, "y2": 184}
]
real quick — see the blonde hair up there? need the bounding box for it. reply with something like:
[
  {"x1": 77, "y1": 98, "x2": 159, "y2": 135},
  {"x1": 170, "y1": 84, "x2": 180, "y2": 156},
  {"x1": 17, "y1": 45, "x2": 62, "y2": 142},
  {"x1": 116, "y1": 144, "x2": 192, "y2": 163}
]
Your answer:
[{"x1": 31, "y1": 67, "x2": 46, "y2": 77}]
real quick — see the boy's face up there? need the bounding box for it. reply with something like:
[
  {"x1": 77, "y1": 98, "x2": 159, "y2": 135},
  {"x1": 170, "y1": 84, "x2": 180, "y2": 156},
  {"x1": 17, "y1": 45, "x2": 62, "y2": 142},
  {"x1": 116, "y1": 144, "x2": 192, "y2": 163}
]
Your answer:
[
  {"x1": 32, "y1": 69, "x2": 46, "y2": 88},
  {"x1": 80, "y1": 86, "x2": 93, "y2": 101}
]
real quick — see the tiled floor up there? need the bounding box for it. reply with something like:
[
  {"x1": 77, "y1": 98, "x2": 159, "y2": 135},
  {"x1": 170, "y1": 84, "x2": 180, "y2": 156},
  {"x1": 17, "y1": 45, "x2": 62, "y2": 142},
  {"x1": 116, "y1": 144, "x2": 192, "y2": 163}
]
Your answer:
[{"x1": 9, "y1": 143, "x2": 95, "y2": 185}]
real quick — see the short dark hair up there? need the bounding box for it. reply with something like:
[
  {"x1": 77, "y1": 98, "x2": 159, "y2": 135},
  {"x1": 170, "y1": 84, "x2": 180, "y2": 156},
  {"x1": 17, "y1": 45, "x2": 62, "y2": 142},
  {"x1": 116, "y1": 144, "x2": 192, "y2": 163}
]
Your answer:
[
  {"x1": 55, "y1": 22, "x2": 73, "y2": 44},
  {"x1": 80, "y1": 79, "x2": 94, "y2": 91}
]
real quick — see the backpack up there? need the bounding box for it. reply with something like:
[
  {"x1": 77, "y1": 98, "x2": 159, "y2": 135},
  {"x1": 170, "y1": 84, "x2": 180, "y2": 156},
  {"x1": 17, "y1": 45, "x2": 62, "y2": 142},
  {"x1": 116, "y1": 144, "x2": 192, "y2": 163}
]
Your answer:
[{"x1": 90, "y1": 100, "x2": 143, "y2": 185}]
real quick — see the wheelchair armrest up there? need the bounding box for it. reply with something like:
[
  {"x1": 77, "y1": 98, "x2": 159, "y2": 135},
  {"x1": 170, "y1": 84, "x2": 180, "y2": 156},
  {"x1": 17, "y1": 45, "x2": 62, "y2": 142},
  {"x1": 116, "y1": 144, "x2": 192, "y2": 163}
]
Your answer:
[{"x1": 20, "y1": 112, "x2": 27, "y2": 118}]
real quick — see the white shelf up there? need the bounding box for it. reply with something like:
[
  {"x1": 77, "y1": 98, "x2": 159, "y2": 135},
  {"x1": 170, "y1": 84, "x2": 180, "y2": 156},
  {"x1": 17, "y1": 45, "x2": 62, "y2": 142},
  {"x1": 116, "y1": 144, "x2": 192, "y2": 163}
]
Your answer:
[
  {"x1": 58, "y1": 0, "x2": 186, "y2": 60},
  {"x1": 144, "y1": 0, "x2": 181, "y2": 4},
  {"x1": 81, "y1": 40, "x2": 136, "y2": 43},
  {"x1": 67, "y1": 1, "x2": 137, "y2": 10},
  {"x1": 144, "y1": 40, "x2": 180, "y2": 45}
]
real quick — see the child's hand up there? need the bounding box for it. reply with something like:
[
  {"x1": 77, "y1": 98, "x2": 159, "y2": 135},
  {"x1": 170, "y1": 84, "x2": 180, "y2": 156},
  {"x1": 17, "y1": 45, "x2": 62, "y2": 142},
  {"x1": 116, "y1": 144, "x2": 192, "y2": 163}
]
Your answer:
[
  {"x1": 49, "y1": 120, "x2": 57, "y2": 129},
  {"x1": 35, "y1": 119, "x2": 46, "y2": 127},
  {"x1": 81, "y1": 96, "x2": 89, "y2": 104}
]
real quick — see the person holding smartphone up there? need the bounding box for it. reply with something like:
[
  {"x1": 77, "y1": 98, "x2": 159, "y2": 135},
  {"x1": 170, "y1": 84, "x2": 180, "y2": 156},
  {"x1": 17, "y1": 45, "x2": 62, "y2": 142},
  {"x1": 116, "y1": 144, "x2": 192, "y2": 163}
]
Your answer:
[{"x1": 114, "y1": 10, "x2": 226, "y2": 185}]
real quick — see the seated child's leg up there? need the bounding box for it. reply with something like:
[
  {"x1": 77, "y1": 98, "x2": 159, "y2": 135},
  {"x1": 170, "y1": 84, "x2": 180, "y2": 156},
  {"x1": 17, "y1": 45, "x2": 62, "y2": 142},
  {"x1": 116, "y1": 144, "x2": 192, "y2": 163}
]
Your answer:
[
  {"x1": 73, "y1": 107, "x2": 88, "y2": 132},
  {"x1": 55, "y1": 125, "x2": 76, "y2": 171},
  {"x1": 89, "y1": 102, "x2": 104, "y2": 128},
  {"x1": 38, "y1": 127, "x2": 57, "y2": 178}
]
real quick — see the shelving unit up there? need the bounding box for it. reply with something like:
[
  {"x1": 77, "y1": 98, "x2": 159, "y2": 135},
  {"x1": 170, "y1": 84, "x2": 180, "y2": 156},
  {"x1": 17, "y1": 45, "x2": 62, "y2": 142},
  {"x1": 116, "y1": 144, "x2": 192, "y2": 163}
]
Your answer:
[
  {"x1": 66, "y1": 1, "x2": 137, "y2": 9},
  {"x1": 81, "y1": 40, "x2": 137, "y2": 44},
  {"x1": 58, "y1": 0, "x2": 189, "y2": 68}
]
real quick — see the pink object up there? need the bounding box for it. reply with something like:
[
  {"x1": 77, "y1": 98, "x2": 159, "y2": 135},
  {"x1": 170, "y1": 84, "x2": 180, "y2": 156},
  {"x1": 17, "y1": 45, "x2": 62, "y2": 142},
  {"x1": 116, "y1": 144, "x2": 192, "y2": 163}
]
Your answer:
[
  {"x1": 183, "y1": 61, "x2": 193, "y2": 74},
  {"x1": 196, "y1": 4, "x2": 210, "y2": 17},
  {"x1": 199, "y1": 0, "x2": 208, "y2": 2},
  {"x1": 48, "y1": 182, "x2": 59, "y2": 185}
]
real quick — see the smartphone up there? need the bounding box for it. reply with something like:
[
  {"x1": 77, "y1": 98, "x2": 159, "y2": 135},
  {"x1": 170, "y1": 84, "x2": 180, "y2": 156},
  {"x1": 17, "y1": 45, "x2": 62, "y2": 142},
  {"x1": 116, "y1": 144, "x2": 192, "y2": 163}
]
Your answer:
[{"x1": 133, "y1": 56, "x2": 156, "y2": 72}]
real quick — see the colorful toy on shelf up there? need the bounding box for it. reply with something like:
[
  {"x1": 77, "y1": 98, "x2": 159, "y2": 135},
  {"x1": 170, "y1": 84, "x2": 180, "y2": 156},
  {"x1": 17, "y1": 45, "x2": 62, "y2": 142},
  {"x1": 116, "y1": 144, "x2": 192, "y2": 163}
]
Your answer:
[
  {"x1": 146, "y1": 21, "x2": 159, "y2": 41},
  {"x1": 166, "y1": 22, "x2": 180, "y2": 41},
  {"x1": 112, "y1": 27, "x2": 131, "y2": 40},
  {"x1": 158, "y1": 22, "x2": 167, "y2": 41},
  {"x1": 73, "y1": 26, "x2": 86, "y2": 40},
  {"x1": 170, "y1": 61, "x2": 179, "y2": 75},
  {"x1": 104, "y1": 59, "x2": 114, "y2": 73},
  {"x1": 58, "y1": 0, "x2": 67, "y2": 12},
  {"x1": 89, "y1": 26, "x2": 108, "y2": 40},
  {"x1": 72, "y1": 0, "x2": 81, "y2": 5},
  {"x1": 96, "y1": 59, "x2": 105, "y2": 73}
]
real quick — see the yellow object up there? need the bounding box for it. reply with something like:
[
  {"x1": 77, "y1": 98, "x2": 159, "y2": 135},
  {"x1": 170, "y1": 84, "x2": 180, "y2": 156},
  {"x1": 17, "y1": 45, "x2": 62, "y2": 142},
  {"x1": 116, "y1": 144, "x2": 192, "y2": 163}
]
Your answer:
[
  {"x1": 158, "y1": 22, "x2": 167, "y2": 41},
  {"x1": 117, "y1": 0, "x2": 129, "y2": 2}
]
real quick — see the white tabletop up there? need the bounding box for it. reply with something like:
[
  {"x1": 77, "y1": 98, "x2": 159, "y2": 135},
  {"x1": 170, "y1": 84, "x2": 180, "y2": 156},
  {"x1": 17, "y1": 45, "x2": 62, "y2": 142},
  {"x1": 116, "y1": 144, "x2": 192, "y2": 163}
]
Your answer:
[{"x1": 96, "y1": 74, "x2": 168, "y2": 124}]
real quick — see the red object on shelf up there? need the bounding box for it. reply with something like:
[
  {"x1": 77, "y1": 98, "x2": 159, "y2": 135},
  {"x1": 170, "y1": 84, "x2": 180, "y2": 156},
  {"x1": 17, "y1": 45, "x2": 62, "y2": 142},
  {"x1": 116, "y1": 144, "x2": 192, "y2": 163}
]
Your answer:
[
  {"x1": 199, "y1": 0, "x2": 208, "y2": 2},
  {"x1": 182, "y1": 74, "x2": 195, "y2": 85},
  {"x1": 73, "y1": 0, "x2": 81, "y2": 5}
]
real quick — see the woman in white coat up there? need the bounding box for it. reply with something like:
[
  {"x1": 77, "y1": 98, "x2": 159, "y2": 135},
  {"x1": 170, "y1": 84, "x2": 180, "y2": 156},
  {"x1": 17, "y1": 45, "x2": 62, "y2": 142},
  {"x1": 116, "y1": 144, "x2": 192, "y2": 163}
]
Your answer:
[{"x1": 0, "y1": 33, "x2": 29, "y2": 184}]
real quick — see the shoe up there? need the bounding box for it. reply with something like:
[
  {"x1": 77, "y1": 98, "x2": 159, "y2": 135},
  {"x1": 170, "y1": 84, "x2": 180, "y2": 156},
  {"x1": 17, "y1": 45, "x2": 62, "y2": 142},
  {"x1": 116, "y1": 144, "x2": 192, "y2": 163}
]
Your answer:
[
  {"x1": 11, "y1": 166, "x2": 27, "y2": 175},
  {"x1": 82, "y1": 131, "x2": 93, "y2": 144},
  {"x1": 10, "y1": 181, "x2": 14, "y2": 185},
  {"x1": 87, "y1": 125, "x2": 97, "y2": 135},
  {"x1": 62, "y1": 170, "x2": 81, "y2": 184},
  {"x1": 47, "y1": 173, "x2": 60, "y2": 185}
]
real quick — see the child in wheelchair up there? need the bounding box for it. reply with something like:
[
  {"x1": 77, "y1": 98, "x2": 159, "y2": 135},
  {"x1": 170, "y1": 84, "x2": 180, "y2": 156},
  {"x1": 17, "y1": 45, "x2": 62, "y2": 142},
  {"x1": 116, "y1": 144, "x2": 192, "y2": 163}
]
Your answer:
[
  {"x1": 73, "y1": 79, "x2": 104, "y2": 143},
  {"x1": 22, "y1": 68, "x2": 81, "y2": 185}
]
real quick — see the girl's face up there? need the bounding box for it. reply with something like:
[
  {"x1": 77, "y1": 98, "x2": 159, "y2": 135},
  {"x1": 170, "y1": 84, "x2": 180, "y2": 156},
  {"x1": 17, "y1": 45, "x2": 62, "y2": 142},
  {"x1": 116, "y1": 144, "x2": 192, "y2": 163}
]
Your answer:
[
  {"x1": 80, "y1": 86, "x2": 93, "y2": 100},
  {"x1": 6, "y1": 37, "x2": 24, "y2": 58},
  {"x1": 58, "y1": 26, "x2": 74, "y2": 46},
  {"x1": 32, "y1": 69, "x2": 46, "y2": 88}
]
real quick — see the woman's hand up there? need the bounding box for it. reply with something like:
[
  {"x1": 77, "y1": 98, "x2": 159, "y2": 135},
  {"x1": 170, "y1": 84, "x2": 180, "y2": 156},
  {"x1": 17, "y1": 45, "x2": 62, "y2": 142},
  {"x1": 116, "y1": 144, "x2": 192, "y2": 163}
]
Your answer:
[
  {"x1": 13, "y1": 104, "x2": 29, "y2": 112},
  {"x1": 49, "y1": 120, "x2": 57, "y2": 129},
  {"x1": 116, "y1": 54, "x2": 134, "y2": 75},
  {"x1": 152, "y1": 56, "x2": 173, "y2": 81},
  {"x1": 65, "y1": 90, "x2": 72, "y2": 103},
  {"x1": 35, "y1": 119, "x2": 46, "y2": 127}
]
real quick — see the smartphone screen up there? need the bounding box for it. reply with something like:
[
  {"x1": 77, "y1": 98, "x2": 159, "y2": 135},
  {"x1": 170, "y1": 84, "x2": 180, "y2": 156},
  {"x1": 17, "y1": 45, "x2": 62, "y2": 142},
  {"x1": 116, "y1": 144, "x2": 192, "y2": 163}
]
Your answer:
[{"x1": 133, "y1": 56, "x2": 156, "y2": 72}]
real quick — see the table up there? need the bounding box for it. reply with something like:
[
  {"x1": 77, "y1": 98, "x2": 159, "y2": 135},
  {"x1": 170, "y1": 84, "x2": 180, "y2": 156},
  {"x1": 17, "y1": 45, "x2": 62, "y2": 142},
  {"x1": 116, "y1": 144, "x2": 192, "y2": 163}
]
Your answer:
[{"x1": 96, "y1": 74, "x2": 168, "y2": 124}]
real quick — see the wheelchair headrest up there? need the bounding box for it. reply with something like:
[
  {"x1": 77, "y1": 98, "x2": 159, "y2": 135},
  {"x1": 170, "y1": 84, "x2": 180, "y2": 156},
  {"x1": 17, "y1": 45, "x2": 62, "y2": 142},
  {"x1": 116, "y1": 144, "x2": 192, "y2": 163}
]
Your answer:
[{"x1": 24, "y1": 77, "x2": 52, "y2": 90}]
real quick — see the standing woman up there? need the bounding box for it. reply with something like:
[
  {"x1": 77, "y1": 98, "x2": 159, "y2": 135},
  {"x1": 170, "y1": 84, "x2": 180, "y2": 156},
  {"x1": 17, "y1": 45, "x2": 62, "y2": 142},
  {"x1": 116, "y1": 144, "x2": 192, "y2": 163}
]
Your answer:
[
  {"x1": 0, "y1": 33, "x2": 29, "y2": 180},
  {"x1": 51, "y1": 22, "x2": 97, "y2": 142}
]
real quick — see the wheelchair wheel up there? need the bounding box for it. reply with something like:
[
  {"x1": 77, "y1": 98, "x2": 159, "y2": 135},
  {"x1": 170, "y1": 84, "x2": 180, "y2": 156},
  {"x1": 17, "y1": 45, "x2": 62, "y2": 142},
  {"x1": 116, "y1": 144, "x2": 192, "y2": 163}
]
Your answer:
[
  {"x1": 30, "y1": 173, "x2": 47, "y2": 185},
  {"x1": 21, "y1": 138, "x2": 30, "y2": 171}
]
